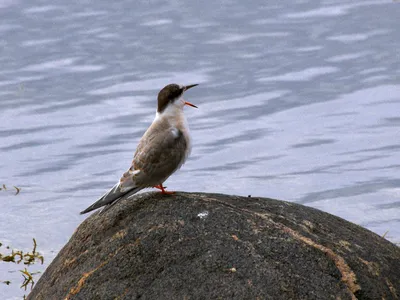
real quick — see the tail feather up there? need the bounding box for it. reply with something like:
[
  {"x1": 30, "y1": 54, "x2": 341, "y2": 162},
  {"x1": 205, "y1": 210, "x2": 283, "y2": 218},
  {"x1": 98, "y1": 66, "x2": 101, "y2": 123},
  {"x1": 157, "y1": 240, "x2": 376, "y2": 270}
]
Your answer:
[{"x1": 80, "y1": 183, "x2": 141, "y2": 214}]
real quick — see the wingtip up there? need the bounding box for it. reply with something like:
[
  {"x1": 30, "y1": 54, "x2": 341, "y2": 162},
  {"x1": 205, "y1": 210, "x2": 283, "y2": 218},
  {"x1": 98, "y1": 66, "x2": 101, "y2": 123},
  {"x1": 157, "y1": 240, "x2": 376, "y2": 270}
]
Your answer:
[
  {"x1": 80, "y1": 206, "x2": 95, "y2": 215},
  {"x1": 80, "y1": 205, "x2": 97, "y2": 215},
  {"x1": 79, "y1": 184, "x2": 141, "y2": 216}
]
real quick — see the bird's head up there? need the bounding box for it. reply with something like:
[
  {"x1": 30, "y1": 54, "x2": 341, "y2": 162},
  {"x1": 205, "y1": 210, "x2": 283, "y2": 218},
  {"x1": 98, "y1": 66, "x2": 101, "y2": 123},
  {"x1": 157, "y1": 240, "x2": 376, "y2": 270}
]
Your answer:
[{"x1": 157, "y1": 83, "x2": 198, "y2": 114}]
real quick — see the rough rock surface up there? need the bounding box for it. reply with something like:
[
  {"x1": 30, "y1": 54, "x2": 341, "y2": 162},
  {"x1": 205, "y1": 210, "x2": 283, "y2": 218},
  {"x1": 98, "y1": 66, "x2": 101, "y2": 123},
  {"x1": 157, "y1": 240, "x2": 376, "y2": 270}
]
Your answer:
[{"x1": 29, "y1": 192, "x2": 400, "y2": 300}]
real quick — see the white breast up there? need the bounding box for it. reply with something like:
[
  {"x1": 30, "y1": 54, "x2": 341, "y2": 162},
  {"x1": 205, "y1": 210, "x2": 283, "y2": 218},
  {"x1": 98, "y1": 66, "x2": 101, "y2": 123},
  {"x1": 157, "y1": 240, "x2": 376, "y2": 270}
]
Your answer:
[{"x1": 154, "y1": 97, "x2": 192, "y2": 157}]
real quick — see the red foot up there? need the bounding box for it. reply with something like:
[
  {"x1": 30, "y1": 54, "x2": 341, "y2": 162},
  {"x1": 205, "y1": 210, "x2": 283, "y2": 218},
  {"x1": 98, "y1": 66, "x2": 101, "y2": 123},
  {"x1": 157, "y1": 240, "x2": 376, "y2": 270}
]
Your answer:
[{"x1": 153, "y1": 184, "x2": 174, "y2": 195}]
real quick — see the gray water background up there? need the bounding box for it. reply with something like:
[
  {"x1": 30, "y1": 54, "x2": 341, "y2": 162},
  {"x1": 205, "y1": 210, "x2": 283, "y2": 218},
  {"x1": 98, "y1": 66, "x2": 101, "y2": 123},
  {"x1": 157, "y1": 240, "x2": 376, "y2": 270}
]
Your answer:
[{"x1": 1, "y1": 0, "x2": 400, "y2": 298}]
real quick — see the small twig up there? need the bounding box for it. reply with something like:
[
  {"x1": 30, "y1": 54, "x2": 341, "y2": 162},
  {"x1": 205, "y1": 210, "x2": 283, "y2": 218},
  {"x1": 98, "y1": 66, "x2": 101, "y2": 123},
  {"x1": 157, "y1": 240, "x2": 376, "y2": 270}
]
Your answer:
[
  {"x1": 14, "y1": 186, "x2": 21, "y2": 195},
  {"x1": 20, "y1": 268, "x2": 34, "y2": 291}
]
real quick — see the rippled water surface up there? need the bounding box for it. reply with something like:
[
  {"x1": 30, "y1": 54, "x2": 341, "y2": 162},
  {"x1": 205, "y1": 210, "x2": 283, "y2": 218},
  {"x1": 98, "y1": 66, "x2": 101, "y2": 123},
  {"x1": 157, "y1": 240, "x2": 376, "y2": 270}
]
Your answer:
[{"x1": 1, "y1": 0, "x2": 400, "y2": 298}]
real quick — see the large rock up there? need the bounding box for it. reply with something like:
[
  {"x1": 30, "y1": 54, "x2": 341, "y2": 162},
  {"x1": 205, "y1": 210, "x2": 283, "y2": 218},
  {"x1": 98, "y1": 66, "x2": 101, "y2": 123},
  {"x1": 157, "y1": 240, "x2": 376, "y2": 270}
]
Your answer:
[{"x1": 29, "y1": 192, "x2": 400, "y2": 300}]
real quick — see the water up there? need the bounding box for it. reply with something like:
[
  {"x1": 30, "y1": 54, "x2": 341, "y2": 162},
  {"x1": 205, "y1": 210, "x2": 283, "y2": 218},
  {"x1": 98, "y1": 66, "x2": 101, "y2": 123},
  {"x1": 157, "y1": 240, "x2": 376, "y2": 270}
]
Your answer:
[{"x1": 1, "y1": 0, "x2": 399, "y2": 298}]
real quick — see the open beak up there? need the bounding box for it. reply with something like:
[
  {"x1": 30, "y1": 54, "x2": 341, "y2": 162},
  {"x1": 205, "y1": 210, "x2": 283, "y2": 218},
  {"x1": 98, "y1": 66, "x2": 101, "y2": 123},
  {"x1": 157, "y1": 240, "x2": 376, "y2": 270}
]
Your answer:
[
  {"x1": 183, "y1": 84, "x2": 198, "y2": 108},
  {"x1": 183, "y1": 84, "x2": 198, "y2": 91},
  {"x1": 184, "y1": 101, "x2": 198, "y2": 108}
]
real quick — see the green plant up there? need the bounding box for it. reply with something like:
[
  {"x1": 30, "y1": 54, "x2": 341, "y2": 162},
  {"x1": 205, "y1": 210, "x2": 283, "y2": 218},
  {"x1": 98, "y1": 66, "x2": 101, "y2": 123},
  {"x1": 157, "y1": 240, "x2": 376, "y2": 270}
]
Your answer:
[
  {"x1": 0, "y1": 184, "x2": 21, "y2": 195},
  {"x1": 1, "y1": 238, "x2": 44, "y2": 293}
]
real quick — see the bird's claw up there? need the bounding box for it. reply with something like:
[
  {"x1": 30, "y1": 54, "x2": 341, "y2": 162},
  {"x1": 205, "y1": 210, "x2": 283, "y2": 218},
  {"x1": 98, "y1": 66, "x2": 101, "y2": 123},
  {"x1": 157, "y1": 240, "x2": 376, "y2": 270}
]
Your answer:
[{"x1": 153, "y1": 184, "x2": 174, "y2": 195}]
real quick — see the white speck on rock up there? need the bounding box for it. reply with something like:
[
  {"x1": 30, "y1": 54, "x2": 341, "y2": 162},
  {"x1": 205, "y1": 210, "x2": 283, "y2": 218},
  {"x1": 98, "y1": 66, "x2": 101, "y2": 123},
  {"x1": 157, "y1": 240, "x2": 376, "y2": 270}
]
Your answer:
[{"x1": 197, "y1": 211, "x2": 209, "y2": 219}]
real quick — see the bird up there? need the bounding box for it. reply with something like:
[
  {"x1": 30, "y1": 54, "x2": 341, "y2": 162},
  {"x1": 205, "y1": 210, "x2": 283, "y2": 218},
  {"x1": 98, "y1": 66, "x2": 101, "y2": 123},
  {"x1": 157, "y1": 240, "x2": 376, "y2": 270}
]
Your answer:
[{"x1": 80, "y1": 83, "x2": 198, "y2": 214}]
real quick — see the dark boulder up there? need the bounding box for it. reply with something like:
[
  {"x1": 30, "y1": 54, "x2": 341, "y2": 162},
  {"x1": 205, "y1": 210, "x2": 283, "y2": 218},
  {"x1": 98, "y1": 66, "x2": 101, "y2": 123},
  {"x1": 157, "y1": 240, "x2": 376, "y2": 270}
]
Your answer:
[{"x1": 29, "y1": 192, "x2": 400, "y2": 300}]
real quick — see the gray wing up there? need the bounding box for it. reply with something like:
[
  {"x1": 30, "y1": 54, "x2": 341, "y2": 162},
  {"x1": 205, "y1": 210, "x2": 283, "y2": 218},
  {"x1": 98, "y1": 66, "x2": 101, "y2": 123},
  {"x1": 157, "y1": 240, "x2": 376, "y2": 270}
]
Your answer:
[
  {"x1": 132, "y1": 127, "x2": 188, "y2": 186},
  {"x1": 80, "y1": 125, "x2": 188, "y2": 215},
  {"x1": 80, "y1": 183, "x2": 142, "y2": 214}
]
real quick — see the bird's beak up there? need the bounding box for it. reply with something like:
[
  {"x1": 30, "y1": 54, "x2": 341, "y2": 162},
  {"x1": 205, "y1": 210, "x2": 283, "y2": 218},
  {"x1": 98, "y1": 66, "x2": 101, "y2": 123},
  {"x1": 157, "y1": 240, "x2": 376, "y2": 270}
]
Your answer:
[
  {"x1": 183, "y1": 84, "x2": 198, "y2": 108},
  {"x1": 183, "y1": 84, "x2": 198, "y2": 91},
  {"x1": 184, "y1": 101, "x2": 198, "y2": 108}
]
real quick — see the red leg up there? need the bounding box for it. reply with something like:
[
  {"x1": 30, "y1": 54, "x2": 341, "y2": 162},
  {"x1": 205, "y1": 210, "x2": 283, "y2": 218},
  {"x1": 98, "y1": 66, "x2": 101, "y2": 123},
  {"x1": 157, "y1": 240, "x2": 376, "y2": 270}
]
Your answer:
[
  {"x1": 153, "y1": 183, "x2": 174, "y2": 195},
  {"x1": 153, "y1": 184, "x2": 163, "y2": 190}
]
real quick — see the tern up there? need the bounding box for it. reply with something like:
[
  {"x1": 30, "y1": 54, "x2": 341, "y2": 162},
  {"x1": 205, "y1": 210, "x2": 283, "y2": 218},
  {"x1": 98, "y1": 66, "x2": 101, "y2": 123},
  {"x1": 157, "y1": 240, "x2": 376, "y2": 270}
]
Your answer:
[{"x1": 80, "y1": 83, "x2": 198, "y2": 214}]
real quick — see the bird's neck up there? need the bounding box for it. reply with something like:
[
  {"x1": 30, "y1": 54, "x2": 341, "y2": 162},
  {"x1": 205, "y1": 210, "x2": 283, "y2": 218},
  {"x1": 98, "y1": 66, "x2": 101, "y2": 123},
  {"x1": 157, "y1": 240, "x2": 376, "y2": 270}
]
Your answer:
[{"x1": 154, "y1": 103, "x2": 187, "y2": 129}]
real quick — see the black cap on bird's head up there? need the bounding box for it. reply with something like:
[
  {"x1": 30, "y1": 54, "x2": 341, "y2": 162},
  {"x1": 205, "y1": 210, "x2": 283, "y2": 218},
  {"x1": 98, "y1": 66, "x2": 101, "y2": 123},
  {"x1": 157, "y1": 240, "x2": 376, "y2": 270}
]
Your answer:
[{"x1": 157, "y1": 84, "x2": 198, "y2": 113}]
